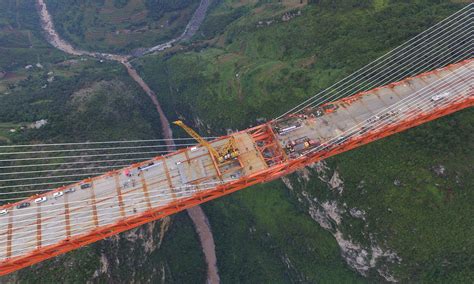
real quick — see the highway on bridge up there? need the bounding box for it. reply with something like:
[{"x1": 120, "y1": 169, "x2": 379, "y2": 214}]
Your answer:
[{"x1": 0, "y1": 58, "x2": 472, "y2": 275}]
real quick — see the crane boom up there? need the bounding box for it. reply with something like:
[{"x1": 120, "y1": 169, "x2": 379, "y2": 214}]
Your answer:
[{"x1": 173, "y1": 120, "x2": 220, "y2": 158}]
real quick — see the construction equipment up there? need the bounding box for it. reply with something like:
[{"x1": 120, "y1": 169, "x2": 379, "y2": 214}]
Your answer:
[
  {"x1": 216, "y1": 136, "x2": 240, "y2": 163},
  {"x1": 173, "y1": 120, "x2": 239, "y2": 163}
]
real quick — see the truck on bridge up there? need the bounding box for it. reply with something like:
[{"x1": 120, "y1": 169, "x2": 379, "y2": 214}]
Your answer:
[{"x1": 0, "y1": 59, "x2": 472, "y2": 275}]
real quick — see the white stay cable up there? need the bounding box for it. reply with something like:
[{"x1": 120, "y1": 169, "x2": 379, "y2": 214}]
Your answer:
[
  {"x1": 0, "y1": 53, "x2": 470, "y2": 194},
  {"x1": 0, "y1": 150, "x2": 170, "y2": 163},
  {"x1": 1, "y1": 179, "x2": 237, "y2": 252},
  {"x1": 0, "y1": 136, "x2": 216, "y2": 149},
  {"x1": 284, "y1": 32, "x2": 472, "y2": 152},
  {"x1": 0, "y1": 172, "x2": 115, "y2": 183},
  {"x1": 1, "y1": 66, "x2": 471, "y2": 202},
  {"x1": 0, "y1": 180, "x2": 83, "y2": 190},
  {"x1": 300, "y1": 23, "x2": 472, "y2": 112},
  {"x1": 0, "y1": 165, "x2": 132, "y2": 177},
  {"x1": 0, "y1": 144, "x2": 260, "y2": 196},
  {"x1": 306, "y1": 66, "x2": 472, "y2": 157},
  {"x1": 278, "y1": 4, "x2": 472, "y2": 118},
  {"x1": 0, "y1": 17, "x2": 466, "y2": 180},
  {"x1": 0, "y1": 143, "x2": 197, "y2": 156},
  {"x1": 277, "y1": 4, "x2": 472, "y2": 119},
  {"x1": 293, "y1": 13, "x2": 472, "y2": 114},
  {"x1": 302, "y1": 66, "x2": 472, "y2": 159},
  {"x1": 0, "y1": 157, "x2": 158, "y2": 170},
  {"x1": 0, "y1": 178, "x2": 236, "y2": 232}
]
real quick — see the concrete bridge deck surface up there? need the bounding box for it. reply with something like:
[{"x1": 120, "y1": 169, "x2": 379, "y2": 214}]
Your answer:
[{"x1": 0, "y1": 58, "x2": 472, "y2": 269}]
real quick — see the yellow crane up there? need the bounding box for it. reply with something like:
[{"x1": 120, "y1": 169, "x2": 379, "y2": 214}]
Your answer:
[{"x1": 173, "y1": 120, "x2": 239, "y2": 163}]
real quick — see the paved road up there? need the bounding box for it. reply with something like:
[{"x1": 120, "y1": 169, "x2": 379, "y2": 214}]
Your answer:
[{"x1": 34, "y1": 1, "x2": 220, "y2": 282}]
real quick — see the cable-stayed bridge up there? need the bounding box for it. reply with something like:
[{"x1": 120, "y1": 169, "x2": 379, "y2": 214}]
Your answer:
[{"x1": 0, "y1": 4, "x2": 472, "y2": 276}]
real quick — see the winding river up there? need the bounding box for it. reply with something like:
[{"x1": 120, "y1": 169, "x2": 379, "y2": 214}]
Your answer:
[{"x1": 35, "y1": 1, "x2": 219, "y2": 283}]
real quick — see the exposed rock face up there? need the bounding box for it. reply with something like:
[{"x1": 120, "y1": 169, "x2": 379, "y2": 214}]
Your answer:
[
  {"x1": 431, "y1": 164, "x2": 447, "y2": 177},
  {"x1": 283, "y1": 161, "x2": 401, "y2": 282},
  {"x1": 91, "y1": 218, "x2": 171, "y2": 282},
  {"x1": 349, "y1": 208, "x2": 366, "y2": 220},
  {"x1": 0, "y1": 219, "x2": 172, "y2": 283},
  {"x1": 329, "y1": 170, "x2": 344, "y2": 194}
]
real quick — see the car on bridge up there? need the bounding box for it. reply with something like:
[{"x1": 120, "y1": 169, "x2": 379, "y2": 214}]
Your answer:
[
  {"x1": 80, "y1": 183, "x2": 92, "y2": 190},
  {"x1": 64, "y1": 187, "x2": 76, "y2": 194},
  {"x1": 16, "y1": 202, "x2": 30, "y2": 209},
  {"x1": 53, "y1": 191, "x2": 64, "y2": 199},
  {"x1": 431, "y1": 92, "x2": 451, "y2": 102},
  {"x1": 34, "y1": 197, "x2": 48, "y2": 204}
]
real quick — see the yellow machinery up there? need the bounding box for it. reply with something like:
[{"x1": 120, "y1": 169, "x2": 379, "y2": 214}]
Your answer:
[{"x1": 173, "y1": 120, "x2": 239, "y2": 163}]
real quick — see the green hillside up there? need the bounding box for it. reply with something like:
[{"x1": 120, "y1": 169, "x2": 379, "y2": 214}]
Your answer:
[
  {"x1": 0, "y1": 0, "x2": 472, "y2": 282},
  {"x1": 136, "y1": 0, "x2": 474, "y2": 282},
  {"x1": 44, "y1": 0, "x2": 200, "y2": 53}
]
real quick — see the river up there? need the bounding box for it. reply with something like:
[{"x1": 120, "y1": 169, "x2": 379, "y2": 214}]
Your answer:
[{"x1": 35, "y1": 0, "x2": 219, "y2": 282}]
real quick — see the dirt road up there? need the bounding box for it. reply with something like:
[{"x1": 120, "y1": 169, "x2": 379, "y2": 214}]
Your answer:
[{"x1": 35, "y1": 1, "x2": 219, "y2": 282}]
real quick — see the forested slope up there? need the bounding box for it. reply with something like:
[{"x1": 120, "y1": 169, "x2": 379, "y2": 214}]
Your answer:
[
  {"x1": 0, "y1": 0, "x2": 472, "y2": 282},
  {"x1": 137, "y1": 0, "x2": 473, "y2": 282}
]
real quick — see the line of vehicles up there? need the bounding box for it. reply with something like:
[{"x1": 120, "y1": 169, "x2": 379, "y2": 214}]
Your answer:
[
  {"x1": 276, "y1": 89, "x2": 453, "y2": 159},
  {"x1": 0, "y1": 91, "x2": 456, "y2": 217},
  {"x1": 0, "y1": 161, "x2": 166, "y2": 217},
  {"x1": 0, "y1": 183, "x2": 88, "y2": 216}
]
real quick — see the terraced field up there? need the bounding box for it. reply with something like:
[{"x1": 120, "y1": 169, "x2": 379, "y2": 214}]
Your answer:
[{"x1": 44, "y1": 0, "x2": 200, "y2": 53}]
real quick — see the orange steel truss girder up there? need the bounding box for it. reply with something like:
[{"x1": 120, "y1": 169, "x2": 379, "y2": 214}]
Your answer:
[
  {"x1": 249, "y1": 124, "x2": 286, "y2": 165},
  {"x1": 2, "y1": 97, "x2": 471, "y2": 275},
  {"x1": 0, "y1": 85, "x2": 472, "y2": 276}
]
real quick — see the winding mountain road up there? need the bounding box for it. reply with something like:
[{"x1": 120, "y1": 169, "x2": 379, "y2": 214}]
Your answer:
[{"x1": 35, "y1": 1, "x2": 219, "y2": 282}]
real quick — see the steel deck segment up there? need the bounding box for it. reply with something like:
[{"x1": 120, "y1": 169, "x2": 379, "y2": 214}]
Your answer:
[
  {"x1": 64, "y1": 194, "x2": 72, "y2": 238},
  {"x1": 5, "y1": 216, "x2": 12, "y2": 259},
  {"x1": 89, "y1": 182, "x2": 99, "y2": 228},
  {"x1": 114, "y1": 174, "x2": 126, "y2": 218},
  {"x1": 140, "y1": 175, "x2": 152, "y2": 209},
  {"x1": 0, "y1": 59, "x2": 471, "y2": 275},
  {"x1": 36, "y1": 206, "x2": 41, "y2": 248},
  {"x1": 274, "y1": 59, "x2": 473, "y2": 155}
]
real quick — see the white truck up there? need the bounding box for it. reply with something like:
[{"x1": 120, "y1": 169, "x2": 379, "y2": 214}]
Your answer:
[{"x1": 431, "y1": 92, "x2": 450, "y2": 102}]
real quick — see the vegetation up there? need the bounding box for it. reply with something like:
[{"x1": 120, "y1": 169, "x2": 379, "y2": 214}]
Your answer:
[
  {"x1": 0, "y1": 60, "x2": 163, "y2": 143},
  {"x1": 324, "y1": 108, "x2": 474, "y2": 282},
  {"x1": 0, "y1": 0, "x2": 472, "y2": 282},
  {"x1": 0, "y1": 4, "x2": 206, "y2": 282},
  {"x1": 137, "y1": 0, "x2": 467, "y2": 131},
  {"x1": 206, "y1": 182, "x2": 364, "y2": 282},
  {"x1": 0, "y1": 0, "x2": 66, "y2": 71},
  {"x1": 0, "y1": 62, "x2": 208, "y2": 283},
  {"x1": 45, "y1": 0, "x2": 200, "y2": 53},
  {"x1": 136, "y1": 0, "x2": 473, "y2": 282}
]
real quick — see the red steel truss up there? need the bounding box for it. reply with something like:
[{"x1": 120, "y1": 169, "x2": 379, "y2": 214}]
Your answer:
[{"x1": 0, "y1": 60, "x2": 472, "y2": 275}]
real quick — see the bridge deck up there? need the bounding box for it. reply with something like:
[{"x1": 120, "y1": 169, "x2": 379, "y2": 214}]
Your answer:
[
  {"x1": 271, "y1": 60, "x2": 473, "y2": 159},
  {"x1": 0, "y1": 133, "x2": 267, "y2": 260},
  {"x1": 0, "y1": 59, "x2": 472, "y2": 274}
]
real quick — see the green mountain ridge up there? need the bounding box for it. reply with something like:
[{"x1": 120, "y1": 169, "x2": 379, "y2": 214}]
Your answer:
[{"x1": 0, "y1": 0, "x2": 472, "y2": 282}]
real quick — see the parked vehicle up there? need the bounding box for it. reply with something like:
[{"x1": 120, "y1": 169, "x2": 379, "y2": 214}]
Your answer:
[
  {"x1": 53, "y1": 191, "x2": 64, "y2": 199},
  {"x1": 431, "y1": 92, "x2": 450, "y2": 102},
  {"x1": 16, "y1": 202, "x2": 30, "y2": 209},
  {"x1": 34, "y1": 197, "x2": 47, "y2": 204},
  {"x1": 138, "y1": 162, "x2": 158, "y2": 171},
  {"x1": 80, "y1": 183, "x2": 92, "y2": 190},
  {"x1": 0, "y1": 209, "x2": 8, "y2": 216},
  {"x1": 64, "y1": 188, "x2": 76, "y2": 194}
]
